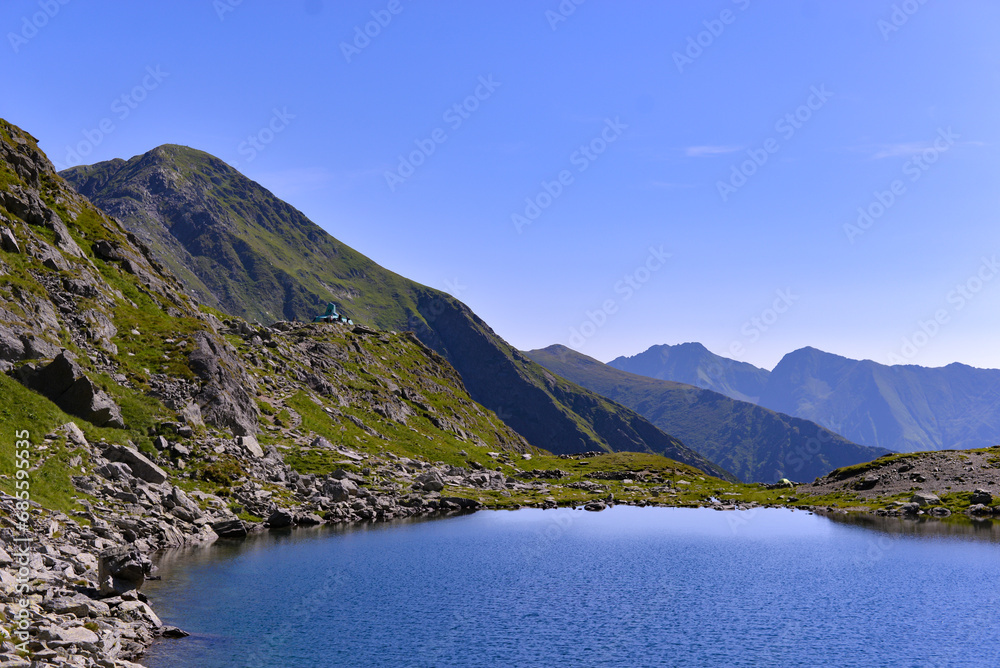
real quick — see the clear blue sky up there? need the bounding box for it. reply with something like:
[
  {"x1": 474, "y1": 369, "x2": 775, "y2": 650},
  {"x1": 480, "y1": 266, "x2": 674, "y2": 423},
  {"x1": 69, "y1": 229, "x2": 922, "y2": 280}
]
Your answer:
[{"x1": 2, "y1": 0, "x2": 998, "y2": 370}]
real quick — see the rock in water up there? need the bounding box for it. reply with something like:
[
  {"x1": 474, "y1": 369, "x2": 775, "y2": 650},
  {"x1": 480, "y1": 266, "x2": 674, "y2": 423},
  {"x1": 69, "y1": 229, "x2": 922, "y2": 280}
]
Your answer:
[
  {"x1": 98, "y1": 546, "x2": 151, "y2": 596},
  {"x1": 267, "y1": 509, "x2": 294, "y2": 528},
  {"x1": 212, "y1": 518, "x2": 248, "y2": 539}
]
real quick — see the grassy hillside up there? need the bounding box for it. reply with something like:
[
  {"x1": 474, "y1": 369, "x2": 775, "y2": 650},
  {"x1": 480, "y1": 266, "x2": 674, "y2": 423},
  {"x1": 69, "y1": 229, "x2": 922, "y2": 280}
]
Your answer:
[{"x1": 60, "y1": 145, "x2": 726, "y2": 466}]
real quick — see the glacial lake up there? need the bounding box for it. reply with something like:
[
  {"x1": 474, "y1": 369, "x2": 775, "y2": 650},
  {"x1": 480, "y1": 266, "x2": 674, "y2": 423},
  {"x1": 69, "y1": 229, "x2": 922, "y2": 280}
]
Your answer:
[{"x1": 142, "y1": 507, "x2": 1000, "y2": 667}]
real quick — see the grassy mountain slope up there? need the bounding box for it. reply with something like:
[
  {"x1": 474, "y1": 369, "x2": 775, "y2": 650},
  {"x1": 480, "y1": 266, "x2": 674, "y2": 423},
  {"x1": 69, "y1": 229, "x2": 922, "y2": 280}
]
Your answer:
[
  {"x1": 526, "y1": 345, "x2": 891, "y2": 483},
  {"x1": 609, "y1": 342, "x2": 770, "y2": 404},
  {"x1": 60, "y1": 145, "x2": 721, "y2": 466},
  {"x1": 0, "y1": 117, "x2": 540, "y2": 505}
]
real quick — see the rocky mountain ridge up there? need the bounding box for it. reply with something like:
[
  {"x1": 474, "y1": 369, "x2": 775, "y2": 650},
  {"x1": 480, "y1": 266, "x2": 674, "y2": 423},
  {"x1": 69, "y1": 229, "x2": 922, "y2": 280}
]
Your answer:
[
  {"x1": 612, "y1": 342, "x2": 1000, "y2": 453},
  {"x1": 60, "y1": 147, "x2": 715, "y2": 463}
]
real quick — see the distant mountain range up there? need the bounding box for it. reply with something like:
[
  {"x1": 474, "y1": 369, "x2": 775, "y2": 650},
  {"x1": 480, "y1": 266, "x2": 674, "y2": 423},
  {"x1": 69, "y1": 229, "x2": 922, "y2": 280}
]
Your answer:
[
  {"x1": 609, "y1": 342, "x2": 769, "y2": 403},
  {"x1": 526, "y1": 345, "x2": 889, "y2": 483},
  {"x1": 60, "y1": 146, "x2": 728, "y2": 477},
  {"x1": 611, "y1": 343, "x2": 1000, "y2": 453}
]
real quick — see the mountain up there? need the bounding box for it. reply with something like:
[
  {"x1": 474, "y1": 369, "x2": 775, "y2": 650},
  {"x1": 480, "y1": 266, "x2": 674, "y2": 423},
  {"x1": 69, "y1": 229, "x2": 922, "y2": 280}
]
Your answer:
[
  {"x1": 0, "y1": 117, "x2": 536, "y2": 469},
  {"x1": 525, "y1": 345, "x2": 891, "y2": 483},
  {"x1": 757, "y1": 347, "x2": 1000, "y2": 453},
  {"x1": 609, "y1": 342, "x2": 769, "y2": 403},
  {"x1": 59, "y1": 145, "x2": 727, "y2": 474},
  {"x1": 611, "y1": 341, "x2": 1000, "y2": 454}
]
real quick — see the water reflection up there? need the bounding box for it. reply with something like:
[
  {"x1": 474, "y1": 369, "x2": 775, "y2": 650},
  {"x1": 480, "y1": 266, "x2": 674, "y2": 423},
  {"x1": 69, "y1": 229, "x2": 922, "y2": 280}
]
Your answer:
[{"x1": 819, "y1": 510, "x2": 1000, "y2": 543}]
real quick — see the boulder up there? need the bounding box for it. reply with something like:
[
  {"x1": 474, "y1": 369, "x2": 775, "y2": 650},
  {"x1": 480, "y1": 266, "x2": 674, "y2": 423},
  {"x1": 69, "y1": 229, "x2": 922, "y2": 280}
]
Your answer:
[
  {"x1": 0, "y1": 225, "x2": 19, "y2": 253},
  {"x1": 238, "y1": 434, "x2": 264, "y2": 458},
  {"x1": 310, "y1": 436, "x2": 334, "y2": 449},
  {"x1": 267, "y1": 509, "x2": 294, "y2": 528},
  {"x1": 0, "y1": 325, "x2": 25, "y2": 362},
  {"x1": 966, "y1": 504, "x2": 992, "y2": 517},
  {"x1": 323, "y1": 478, "x2": 358, "y2": 502},
  {"x1": 854, "y1": 475, "x2": 879, "y2": 491},
  {"x1": 970, "y1": 489, "x2": 993, "y2": 505},
  {"x1": 584, "y1": 502, "x2": 607, "y2": 512},
  {"x1": 161, "y1": 626, "x2": 191, "y2": 638},
  {"x1": 38, "y1": 625, "x2": 100, "y2": 646},
  {"x1": 910, "y1": 492, "x2": 941, "y2": 506},
  {"x1": 95, "y1": 461, "x2": 134, "y2": 482},
  {"x1": 98, "y1": 546, "x2": 151, "y2": 596},
  {"x1": 103, "y1": 443, "x2": 168, "y2": 484},
  {"x1": 212, "y1": 518, "x2": 248, "y2": 539},
  {"x1": 17, "y1": 351, "x2": 124, "y2": 428},
  {"x1": 415, "y1": 471, "x2": 445, "y2": 492}
]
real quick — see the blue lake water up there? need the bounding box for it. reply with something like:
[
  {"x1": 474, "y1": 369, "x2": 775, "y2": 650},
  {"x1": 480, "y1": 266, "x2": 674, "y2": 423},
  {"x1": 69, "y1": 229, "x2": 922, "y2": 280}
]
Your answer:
[{"x1": 142, "y1": 507, "x2": 1000, "y2": 667}]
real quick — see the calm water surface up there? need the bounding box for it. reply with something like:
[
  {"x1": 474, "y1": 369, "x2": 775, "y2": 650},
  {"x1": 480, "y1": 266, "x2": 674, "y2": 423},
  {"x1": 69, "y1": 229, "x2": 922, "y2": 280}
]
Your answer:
[{"x1": 142, "y1": 507, "x2": 1000, "y2": 667}]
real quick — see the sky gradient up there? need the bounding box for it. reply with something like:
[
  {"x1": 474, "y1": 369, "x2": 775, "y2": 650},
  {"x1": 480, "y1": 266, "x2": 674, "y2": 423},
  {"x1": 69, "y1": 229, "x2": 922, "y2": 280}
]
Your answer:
[{"x1": 2, "y1": 0, "x2": 998, "y2": 370}]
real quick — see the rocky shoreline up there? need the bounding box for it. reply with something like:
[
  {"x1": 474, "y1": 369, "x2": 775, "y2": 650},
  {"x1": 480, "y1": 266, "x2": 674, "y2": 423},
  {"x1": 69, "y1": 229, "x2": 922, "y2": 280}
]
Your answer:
[
  {"x1": 0, "y1": 422, "x2": 630, "y2": 667},
  {"x1": 4, "y1": 423, "x2": 999, "y2": 667}
]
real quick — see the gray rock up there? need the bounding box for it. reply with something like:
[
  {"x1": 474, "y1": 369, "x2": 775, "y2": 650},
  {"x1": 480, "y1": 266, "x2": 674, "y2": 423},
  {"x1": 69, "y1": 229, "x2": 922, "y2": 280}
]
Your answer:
[
  {"x1": 103, "y1": 443, "x2": 168, "y2": 484},
  {"x1": 971, "y1": 489, "x2": 993, "y2": 505},
  {"x1": 584, "y1": 502, "x2": 607, "y2": 512},
  {"x1": 911, "y1": 492, "x2": 941, "y2": 506},
  {"x1": 0, "y1": 325, "x2": 25, "y2": 362},
  {"x1": 238, "y1": 434, "x2": 263, "y2": 458},
  {"x1": 38, "y1": 625, "x2": 100, "y2": 645},
  {"x1": 267, "y1": 509, "x2": 294, "y2": 528},
  {"x1": 96, "y1": 461, "x2": 134, "y2": 482},
  {"x1": 188, "y1": 331, "x2": 259, "y2": 436},
  {"x1": 17, "y1": 351, "x2": 125, "y2": 428},
  {"x1": 966, "y1": 504, "x2": 992, "y2": 517},
  {"x1": 98, "y1": 546, "x2": 151, "y2": 596},
  {"x1": 161, "y1": 625, "x2": 191, "y2": 638},
  {"x1": 323, "y1": 478, "x2": 358, "y2": 502},
  {"x1": 415, "y1": 471, "x2": 445, "y2": 492},
  {"x1": 0, "y1": 225, "x2": 19, "y2": 253},
  {"x1": 211, "y1": 518, "x2": 248, "y2": 539}
]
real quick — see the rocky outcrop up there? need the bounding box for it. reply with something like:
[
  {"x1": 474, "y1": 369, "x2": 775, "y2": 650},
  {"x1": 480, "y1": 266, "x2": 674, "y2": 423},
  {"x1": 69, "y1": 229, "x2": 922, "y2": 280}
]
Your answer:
[
  {"x1": 16, "y1": 352, "x2": 124, "y2": 428},
  {"x1": 187, "y1": 332, "x2": 258, "y2": 437}
]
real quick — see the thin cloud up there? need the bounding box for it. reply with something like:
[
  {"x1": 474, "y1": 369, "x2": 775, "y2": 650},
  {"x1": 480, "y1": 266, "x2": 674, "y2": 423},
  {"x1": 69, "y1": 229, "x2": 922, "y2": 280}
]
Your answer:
[
  {"x1": 648, "y1": 181, "x2": 696, "y2": 190},
  {"x1": 683, "y1": 145, "x2": 742, "y2": 158}
]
